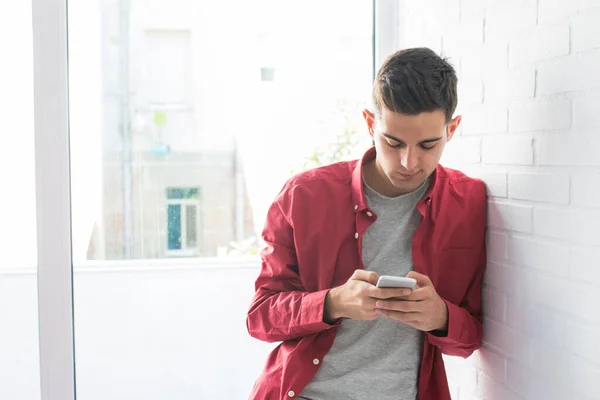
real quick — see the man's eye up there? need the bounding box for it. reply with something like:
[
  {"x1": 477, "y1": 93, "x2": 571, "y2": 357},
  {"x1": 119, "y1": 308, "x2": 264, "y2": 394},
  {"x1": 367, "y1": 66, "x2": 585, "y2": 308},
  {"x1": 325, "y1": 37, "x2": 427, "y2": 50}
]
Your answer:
[
  {"x1": 385, "y1": 141, "x2": 403, "y2": 149},
  {"x1": 420, "y1": 144, "x2": 436, "y2": 151}
]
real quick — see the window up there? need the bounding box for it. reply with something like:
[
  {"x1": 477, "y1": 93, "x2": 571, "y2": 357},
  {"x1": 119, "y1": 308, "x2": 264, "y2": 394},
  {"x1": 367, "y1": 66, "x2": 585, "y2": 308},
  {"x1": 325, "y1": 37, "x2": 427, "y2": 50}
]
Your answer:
[
  {"x1": 64, "y1": 0, "x2": 374, "y2": 398},
  {"x1": 166, "y1": 188, "x2": 201, "y2": 254}
]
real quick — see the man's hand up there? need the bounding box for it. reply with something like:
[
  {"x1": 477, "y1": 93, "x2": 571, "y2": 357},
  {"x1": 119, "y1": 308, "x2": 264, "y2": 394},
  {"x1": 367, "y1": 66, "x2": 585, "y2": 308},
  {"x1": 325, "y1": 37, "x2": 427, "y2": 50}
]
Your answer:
[
  {"x1": 324, "y1": 270, "x2": 414, "y2": 323},
  {"x1": 374, "y1": 271, "x2": 449, "y2": 332}
]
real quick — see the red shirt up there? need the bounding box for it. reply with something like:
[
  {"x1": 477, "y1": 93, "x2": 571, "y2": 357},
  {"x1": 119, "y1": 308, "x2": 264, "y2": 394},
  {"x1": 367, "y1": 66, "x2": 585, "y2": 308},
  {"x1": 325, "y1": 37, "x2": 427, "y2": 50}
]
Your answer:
[{"x1": 246, "y1": 147, "x2": 487, "y2": 400}]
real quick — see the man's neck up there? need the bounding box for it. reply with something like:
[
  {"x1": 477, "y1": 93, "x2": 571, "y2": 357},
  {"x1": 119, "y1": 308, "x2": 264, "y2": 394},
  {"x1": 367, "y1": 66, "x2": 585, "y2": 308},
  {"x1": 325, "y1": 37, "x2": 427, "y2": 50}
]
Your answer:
[{"x1": 363, "y1": 160, "x2": 405, "y2": 197}]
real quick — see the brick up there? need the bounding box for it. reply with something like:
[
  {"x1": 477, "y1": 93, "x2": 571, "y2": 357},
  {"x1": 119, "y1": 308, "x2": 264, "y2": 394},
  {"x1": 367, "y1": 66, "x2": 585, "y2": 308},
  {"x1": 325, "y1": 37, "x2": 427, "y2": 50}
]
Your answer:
[
  {"x1": 430, "y1": 0, "x2": 460, "y2": 25},
  {"x1": 505, "y1": 361, "x2": 530, "y2": 398},
  {"x1": 572, "y1": 10, "x2": 600, "y2": 52},
  {"x1": 481, "y1": 172, "x2": 508, "y2": 198},
  {"x1": 522, "y1": 272, "x2": 600, "y2": 323},
  {"x1": 538, "y1": 0, "x2": 600, "y2": 22},
  {"x1": 509, "y1": 22, "x2": 570, "y2": 66},
  {"x1": 506, "y1": 360, "x2": 574, "y2": 400},
  {"x1": 573, "y1": 94, "x2": 600, "y2": 128},
  {"x1": 460, "y1": 0, "x2": 485, "y2": 20},
  {"x1": 483, "y1": 287, "x2": 506, "y2": 322},
  {"x1": 459, "y1": 17, "x2": 484, "y2": 46},
  {"x1": 484, "y1": 262, "x2": 528, "y2": 296},
  {"x1": 570, "y1": 246, "x2": 600, "y2": 286},
  {"x1": 402, "y1": 7, "x2": 443, "y2": 54},
  {"x1": 530, "y1": 344, "x2": 572, "y2": 377},
  {"x1": 572, "y1": 172, "x2": 600, "y2": 208},
  {"x1": 535, "y1": 133, "x2": 600, "y2": 167},
  {"x1": 478, "y1": 372, "x2": 523, "y2": 400},
  {"x1": 483, "y1": 137, "x2": 533, "y2": 165},
  {"x1": 442, "y1": 137, "x2": 481, "y2": 165},
  {"x1": 458, "y1": 77, "x2": 483, "y2": 105},
  {"x1": 487, "y1": 231, "x2": 508, "y2": 261},
  {"x1": 471, "y1": 345, "x2": 507, "y2": 382},
  {"x1": 461, "y1": 41, "x2": 508, "y2": 79},
  {"x1": 534, "y1": 207, "x2": 600, "y2": 246},
  {"x1": 565, "y1": 322, "x2": 600, "y2": 364},
  {"x1": 533, "y1": 207, "x2": 572, "y2": 240},
  {"x1": 460, "y1": 169, "x2": 508, "y2": 198},
  {"x1": 537, "y1": 51, "x2": 600, "y2": 95},
  {"x1": 508, "y1": 173, "x2": 570, "y2": 204},
  {"x1": 483, "y1": 319, "x2": 532, "y2": 359},
  {"x1": 507, "y1": 235, "x2": 570, "y2": 276},
  {"x1": 462, "y1": 105, "x2": 508, "y2": 135},
  {"x1": 486, "y1": 0, "x2": 537, "y2": 39},
  {"x1": 440, "y1": 36, "x2": 461, "y2": 69},
  {"x1": 488, "y1": 201, "x2": 533, "y2": 232},
  {"x1": 453, "y1": 366, "x2": 479, "y2": 399},
  {"x1": 505, "y1": 297, "x2": 567, "y2": 345},
  {"x1": 566, "y1": 355, "x2": 600, "y2": 399},
  {"x1": 485, "y1": 67, "x2": 535, "y2": 103},
  {"x1": 528, "y1": 347, "x2": 592, "y2": 399},
  {"x1": 509, "y1": 99, "x2": 571, "y2": 132}
]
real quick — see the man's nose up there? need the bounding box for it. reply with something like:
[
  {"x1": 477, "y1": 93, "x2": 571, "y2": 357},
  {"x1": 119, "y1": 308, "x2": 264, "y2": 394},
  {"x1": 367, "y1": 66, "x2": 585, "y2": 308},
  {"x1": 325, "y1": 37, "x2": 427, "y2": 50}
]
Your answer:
[{"x1": 400, "y1": 148, "x2": 418, "y2": 171}]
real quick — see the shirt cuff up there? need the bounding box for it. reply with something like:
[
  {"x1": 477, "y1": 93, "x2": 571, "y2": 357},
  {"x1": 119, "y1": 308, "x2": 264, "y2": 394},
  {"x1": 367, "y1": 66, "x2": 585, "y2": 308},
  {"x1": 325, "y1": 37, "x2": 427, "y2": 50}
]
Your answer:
[
  {"x1": 426, "y1": 298, "x2": 462, "y2": 345},
  {"x1": 301, "y1": 289, "x2": 342, "y2": 332}
]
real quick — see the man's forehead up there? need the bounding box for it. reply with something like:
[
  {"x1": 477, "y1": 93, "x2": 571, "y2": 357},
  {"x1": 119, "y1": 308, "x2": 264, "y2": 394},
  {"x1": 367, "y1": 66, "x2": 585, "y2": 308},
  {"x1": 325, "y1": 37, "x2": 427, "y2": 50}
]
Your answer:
[{"x1": 375, "y1": 109, "x2": 447, "y2": 134}]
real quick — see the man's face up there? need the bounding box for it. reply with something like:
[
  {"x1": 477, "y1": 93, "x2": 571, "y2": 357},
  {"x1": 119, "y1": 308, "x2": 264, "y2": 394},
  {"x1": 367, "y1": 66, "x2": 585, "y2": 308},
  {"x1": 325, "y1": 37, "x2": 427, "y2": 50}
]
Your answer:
[{"x1": 363, "y1": 107, "x2": 461, "y2": 196}]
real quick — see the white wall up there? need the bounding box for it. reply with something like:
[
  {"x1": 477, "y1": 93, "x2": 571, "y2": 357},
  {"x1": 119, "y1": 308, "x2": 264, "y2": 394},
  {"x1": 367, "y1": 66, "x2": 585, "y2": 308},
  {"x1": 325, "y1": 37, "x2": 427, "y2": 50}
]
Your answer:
[
  {"x1": 0, "y1": 261, "x2": 272, "y2": 400},
  {"x1": 399, "y1": 1, "x2": 600, "y2": 399}
]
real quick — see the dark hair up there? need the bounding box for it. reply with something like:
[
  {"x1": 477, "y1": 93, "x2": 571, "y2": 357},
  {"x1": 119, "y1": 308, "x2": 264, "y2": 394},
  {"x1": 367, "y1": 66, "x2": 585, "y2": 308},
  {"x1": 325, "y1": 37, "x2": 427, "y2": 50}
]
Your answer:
[{"x1": 372, "y1": 47, "x2": 458, "y2": 122}]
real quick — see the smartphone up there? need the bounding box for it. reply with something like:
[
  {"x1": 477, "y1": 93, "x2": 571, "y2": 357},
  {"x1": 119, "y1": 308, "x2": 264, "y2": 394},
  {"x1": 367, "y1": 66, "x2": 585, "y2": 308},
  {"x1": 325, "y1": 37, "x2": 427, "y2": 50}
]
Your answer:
[{"x1": 375, "y1": 275, "x2": 418, "y2": 290}]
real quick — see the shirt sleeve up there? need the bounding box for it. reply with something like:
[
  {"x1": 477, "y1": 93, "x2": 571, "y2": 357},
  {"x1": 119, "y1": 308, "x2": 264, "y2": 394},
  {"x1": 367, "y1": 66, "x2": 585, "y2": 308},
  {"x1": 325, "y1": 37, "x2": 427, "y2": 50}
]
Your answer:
[
  {"x1": 426, "y1": 180, "x2": 487, "y2": 358},
  {"x1": 246, "y1": 190, "x2": 340, "y2": 343}
]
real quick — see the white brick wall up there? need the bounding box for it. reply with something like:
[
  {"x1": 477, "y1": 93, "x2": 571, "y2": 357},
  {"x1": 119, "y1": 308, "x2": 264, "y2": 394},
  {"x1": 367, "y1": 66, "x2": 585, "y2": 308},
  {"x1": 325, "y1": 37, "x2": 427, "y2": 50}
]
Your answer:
[
  {"x1": 399, "y1": 1, "x2": 600, "y2": 399},
  {"x1": 482, "y1": 136, "x2": 533, "y2": 165}
]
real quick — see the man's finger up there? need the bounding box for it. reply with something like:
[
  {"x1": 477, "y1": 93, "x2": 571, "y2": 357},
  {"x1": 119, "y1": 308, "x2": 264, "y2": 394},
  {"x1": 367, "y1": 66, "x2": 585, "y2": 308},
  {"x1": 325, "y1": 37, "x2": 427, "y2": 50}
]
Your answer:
[
  {"x1": 404, "y1": 287, "x2": 431, "y2": 301},
  {"x1": 375, "y1": 299, "x2": 423, "y2": 313},
  {"x1": 351, "y1": 269, "x2": 379, "y2": 286},
  {"x1": 369, "y1": 287, "x2": 413, "y2": 300},
  {"x1": 376, "y1": 309, "x2": 421, "y2": 324},
  {"x1": 406, "y1": 271, "x2": 432, "y2": 287}
]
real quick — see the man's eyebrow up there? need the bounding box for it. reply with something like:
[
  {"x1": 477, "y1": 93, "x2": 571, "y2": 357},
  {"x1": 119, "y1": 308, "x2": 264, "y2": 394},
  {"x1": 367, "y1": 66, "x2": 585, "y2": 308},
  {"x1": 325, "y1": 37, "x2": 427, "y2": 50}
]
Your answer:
[{"x1": 381, "y1": 133, "x2": 444, "y2": 144}]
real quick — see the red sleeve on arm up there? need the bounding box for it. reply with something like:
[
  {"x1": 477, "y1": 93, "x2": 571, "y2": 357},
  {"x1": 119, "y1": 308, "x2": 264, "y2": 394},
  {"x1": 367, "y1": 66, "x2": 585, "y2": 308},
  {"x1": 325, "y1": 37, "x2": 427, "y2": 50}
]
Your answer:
[
  {"x1": 246, "y1": 190, "x2": 339, "y2": 343},
  {"x1": 427, "y1": 181, "x2": 487, "y2": 358}
]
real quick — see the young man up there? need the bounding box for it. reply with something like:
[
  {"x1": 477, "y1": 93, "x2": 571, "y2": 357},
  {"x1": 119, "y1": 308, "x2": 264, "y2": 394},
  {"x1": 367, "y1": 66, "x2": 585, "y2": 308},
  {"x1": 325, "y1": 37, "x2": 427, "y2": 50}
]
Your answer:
[{"x1": 246, "y1": 47, "x2": 487, "y2": 400}]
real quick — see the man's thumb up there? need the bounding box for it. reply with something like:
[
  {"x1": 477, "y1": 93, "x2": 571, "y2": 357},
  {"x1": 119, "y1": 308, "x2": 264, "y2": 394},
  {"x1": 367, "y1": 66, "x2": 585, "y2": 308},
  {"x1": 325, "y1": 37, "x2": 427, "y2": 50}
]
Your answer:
[{"x1": 406, "y1": 271, "x2": 431, "y2": 287}]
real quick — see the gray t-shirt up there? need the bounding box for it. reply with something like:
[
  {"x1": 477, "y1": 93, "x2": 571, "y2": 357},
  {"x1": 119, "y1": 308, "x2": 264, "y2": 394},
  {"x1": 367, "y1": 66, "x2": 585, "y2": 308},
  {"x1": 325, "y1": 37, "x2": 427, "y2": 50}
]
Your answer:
[{"x1": 299, "y1": 177, "x2": 430, "y2": 400}]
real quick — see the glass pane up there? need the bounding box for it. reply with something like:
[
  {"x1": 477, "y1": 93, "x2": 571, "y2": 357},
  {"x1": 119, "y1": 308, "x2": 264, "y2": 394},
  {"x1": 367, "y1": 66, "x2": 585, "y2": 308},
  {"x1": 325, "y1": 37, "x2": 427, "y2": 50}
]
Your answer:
[
  {"x1": 0, "y1": 0, "x2": 41, "y2": 398},
  {"x1": 167, "y1": 204, "x2": 182, "y2": 250},
  {"x1": 68, "y1": 0, "x2": 373, "y2": 398},
  {"x1": 166, "y1": 187, "x2": 199, "y2": 200},
  {"x1": 185, "y1": 205, "x2": 197, "y2": 248}
]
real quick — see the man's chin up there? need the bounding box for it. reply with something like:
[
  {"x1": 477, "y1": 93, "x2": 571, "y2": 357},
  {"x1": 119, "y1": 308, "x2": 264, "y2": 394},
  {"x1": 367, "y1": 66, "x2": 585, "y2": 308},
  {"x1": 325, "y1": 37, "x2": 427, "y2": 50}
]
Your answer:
[{"x1": 389, "y1": 177, "x2": 426, "y2": 195}]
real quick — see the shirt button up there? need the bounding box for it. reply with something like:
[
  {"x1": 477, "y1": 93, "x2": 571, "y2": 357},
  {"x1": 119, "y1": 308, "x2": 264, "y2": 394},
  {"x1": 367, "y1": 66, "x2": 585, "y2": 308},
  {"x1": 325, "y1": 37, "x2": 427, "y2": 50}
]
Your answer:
[
  {"x1": 354, "y1": 232, "x2": 359, "y2": 239},
  {"x1": 313, "y1": 358, "x2": 320, "y2": 365},
  {"x1": 354, "y1": 205, "x2": 358, "y2": 210},
  {"x1": 288, "y1": 390, "x2": 295, "y2": 397},
  {"x1": 366, "y1": 211, "x2": 372, "y2": 217}
]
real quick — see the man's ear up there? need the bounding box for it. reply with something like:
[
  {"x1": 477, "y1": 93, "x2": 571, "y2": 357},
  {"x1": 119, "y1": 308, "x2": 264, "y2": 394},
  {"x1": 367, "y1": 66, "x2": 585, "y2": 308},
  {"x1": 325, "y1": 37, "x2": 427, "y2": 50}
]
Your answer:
[
  {"x1": 446, "y1": 115, "x2": 462, "y2": 142},
  {"x1": 363, "y1": 109, "x2": 376, "y2": 138}
]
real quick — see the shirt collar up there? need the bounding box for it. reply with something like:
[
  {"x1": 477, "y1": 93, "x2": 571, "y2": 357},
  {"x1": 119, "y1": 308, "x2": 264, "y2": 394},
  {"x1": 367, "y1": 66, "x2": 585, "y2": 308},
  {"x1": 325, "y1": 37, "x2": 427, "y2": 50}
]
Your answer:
[{"x1": 351, "y1": 146, "x2": 439, "y2": 220}]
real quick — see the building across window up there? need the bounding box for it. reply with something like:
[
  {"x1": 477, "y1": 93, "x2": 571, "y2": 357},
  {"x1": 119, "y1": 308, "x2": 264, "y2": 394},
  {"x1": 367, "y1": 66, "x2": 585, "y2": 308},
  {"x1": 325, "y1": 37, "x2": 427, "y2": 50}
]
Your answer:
[{"x1": 166, "y1": 187, "x2": 201, "y2": 256}]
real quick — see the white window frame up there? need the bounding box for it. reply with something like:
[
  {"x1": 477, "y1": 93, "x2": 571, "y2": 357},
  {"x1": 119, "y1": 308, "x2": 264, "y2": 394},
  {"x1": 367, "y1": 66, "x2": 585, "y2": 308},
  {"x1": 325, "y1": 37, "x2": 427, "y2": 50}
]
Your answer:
[
  {"x1": 373, "y1": 0, "x2": 404, "y2": 72},
  {"x1": 32, "y1": 0, "x2": 76, "y2": 398},
  {"x1": 31, "y1": 0, "x2": 394, "y2": 398}
]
